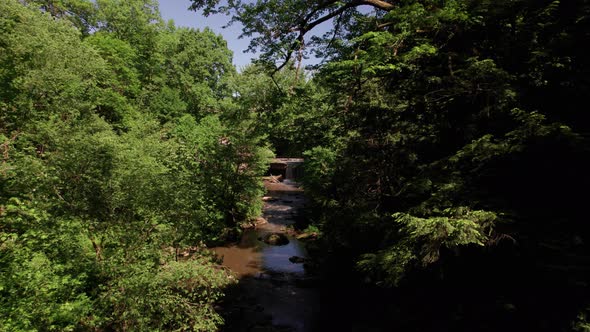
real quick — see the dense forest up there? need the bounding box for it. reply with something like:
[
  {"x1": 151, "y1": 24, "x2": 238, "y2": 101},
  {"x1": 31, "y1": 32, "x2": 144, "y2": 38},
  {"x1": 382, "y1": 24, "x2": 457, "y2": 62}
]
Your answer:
[{"x1": 1, "y1": 0, "x2": 590, "y2": 331}]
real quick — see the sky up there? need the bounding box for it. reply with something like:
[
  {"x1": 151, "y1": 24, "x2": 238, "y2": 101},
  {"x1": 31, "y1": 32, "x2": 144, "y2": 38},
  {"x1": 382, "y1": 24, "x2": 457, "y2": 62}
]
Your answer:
[
  {"x1": 157, "y1": 1, "x2": 258, "y2": 70},
  {"x1": 157, "y1": 0, "x2": 326, "y2": 71}
]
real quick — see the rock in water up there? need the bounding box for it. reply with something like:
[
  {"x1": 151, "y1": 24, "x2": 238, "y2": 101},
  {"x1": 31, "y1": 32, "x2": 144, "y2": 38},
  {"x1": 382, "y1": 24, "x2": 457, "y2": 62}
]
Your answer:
[
  {"x1": 255, "y1": 217, "x2": 268, "y2": 226},
  {"x1": 263, "y1": 233, "x2": 289, "y2": 246},
  {"x1": 295, "y1": 232, "x2": 317, "y2": 240},
  {"x1": 289, "y1": 256, "x2": 305, "y2": 264}
]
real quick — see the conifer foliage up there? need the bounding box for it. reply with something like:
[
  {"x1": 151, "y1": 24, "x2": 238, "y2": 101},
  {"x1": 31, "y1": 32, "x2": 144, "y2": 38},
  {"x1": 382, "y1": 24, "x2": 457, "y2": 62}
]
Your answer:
[{"x1": 192, "y1": 0, "x2": 590, "y2": 330}]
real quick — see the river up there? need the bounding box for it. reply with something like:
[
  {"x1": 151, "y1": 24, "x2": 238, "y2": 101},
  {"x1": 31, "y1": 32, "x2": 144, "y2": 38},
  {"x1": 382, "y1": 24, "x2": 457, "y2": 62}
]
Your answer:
[{"x1": 213, "y1": 179, "x2": 320, "y2": 332}]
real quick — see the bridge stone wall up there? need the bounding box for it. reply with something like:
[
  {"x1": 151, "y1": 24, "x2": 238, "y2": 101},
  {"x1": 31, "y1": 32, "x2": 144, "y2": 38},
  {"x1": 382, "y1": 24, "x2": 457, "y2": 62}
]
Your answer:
[{"x1": 269, "y1": 158, "x2": 304, "y2": 180}]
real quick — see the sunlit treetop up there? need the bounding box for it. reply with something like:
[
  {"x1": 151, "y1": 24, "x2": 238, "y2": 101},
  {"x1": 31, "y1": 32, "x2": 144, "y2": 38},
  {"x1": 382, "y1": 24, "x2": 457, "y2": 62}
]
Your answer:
[{"x1": 189, "y1": 0, "x2": 395, "y2": 71}]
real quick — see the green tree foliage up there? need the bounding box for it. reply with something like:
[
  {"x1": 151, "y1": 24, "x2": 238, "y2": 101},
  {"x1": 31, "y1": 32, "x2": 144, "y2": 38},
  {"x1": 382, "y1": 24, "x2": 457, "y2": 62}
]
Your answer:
[
  {"x1": 308, "y1": 0, "x2": 590, "y2": 288},
  {"x1": 230, "y1": 63, "x2": 336, "y2": 156},
  {"x1": 1, "y1": 0, "x2": 268, "y2": 330},
  {"x1": 172, "y1": 114, "x2": 272, "y2": 230},
  {"x1": 195, "y1": 0, "x2": 590, "y2": 330},
  {"x1": 84, "y1": 32, "x2": 142, "y2": 99},
  {"x1": 94, "y1": 0, "x2": 163, "y2": 82},
  {"x1": 0, "y1": 0, "x2": 108, "y2": 132},
  {"x1": 162, "y1": 27, "x2": 235, "y2": 115},
  {"x1": 23, "y1": 0, "x2": 96, "y2": 35},
  {"x1": 189, "y1": 0, "x2": 396, "y2": 70}
]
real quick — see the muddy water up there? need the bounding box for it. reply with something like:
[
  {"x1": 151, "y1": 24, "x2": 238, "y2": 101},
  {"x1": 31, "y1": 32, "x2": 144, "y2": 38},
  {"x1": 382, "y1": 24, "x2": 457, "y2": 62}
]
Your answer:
[{"x1": 213, "y1": 179, "x2": 319, "y2": 332}]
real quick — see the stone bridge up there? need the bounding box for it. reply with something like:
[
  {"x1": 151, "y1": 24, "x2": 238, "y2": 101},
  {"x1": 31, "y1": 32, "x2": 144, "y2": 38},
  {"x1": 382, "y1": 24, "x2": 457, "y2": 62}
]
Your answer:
[{"x1": 268, "y1": 158, "x2": 304, "y2": 180}]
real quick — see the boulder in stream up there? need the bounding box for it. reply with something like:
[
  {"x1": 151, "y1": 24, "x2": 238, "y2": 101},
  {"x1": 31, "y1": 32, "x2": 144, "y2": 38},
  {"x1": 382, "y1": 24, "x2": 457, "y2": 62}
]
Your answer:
[
  {"x1": 255, "y1": 217, "x2": 268, "y2": 226},
  {"x1": 262, "y1": 233, "x2": 289, "y2": 246},
  {"x1": 288, "y1": 256, "x2": 305, "y2": 264},
  {"x1": 295, "y1": 232, "x2": 317, "y2": 240},
  {"x1": 262, "y1": 196, "x2": 278, "y2": 202},
  {"x1": 239, "y1": 217, "x2": 268, "y2": 229}
]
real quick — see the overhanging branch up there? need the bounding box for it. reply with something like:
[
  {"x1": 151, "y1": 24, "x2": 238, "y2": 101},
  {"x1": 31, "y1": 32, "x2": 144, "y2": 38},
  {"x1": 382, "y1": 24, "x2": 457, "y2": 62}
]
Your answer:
[
  {"x1": 190, "y1": 0, "x2": 397, "y2": 73},
  {"x1": 274, "y1": 0, "x2": 395, "y2": 73}
]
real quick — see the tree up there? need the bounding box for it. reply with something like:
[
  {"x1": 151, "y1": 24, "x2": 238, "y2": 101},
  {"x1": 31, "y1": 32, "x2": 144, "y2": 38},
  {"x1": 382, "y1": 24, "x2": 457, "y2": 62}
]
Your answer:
[
  {"x1": 230, "y1": 63, "x2": 335, "y2": 156},
  {"x1": 94, "y1": 0, "x2": 164, "y2": 83},
  {"x1": 191, "y1": 1, "x2": 590, "y2": 330},
  {"x1": 1, "y1": 1, "x2": 265, "y2": 329},
  {"x1": 161, "y1": 27, "x2": 235, "y2": 117},
  {"x1": 84, "y1": 32, "x2": 142, "y2": 99},
  {"x1": 190, "y1": 0, "x2": 396, "y2": 71},
  {"x1": 23, "y1": 0, "x2": 96, "y2": 34},
  {"x1": 0, "y1": 0, "x2": 111, "y2": 133}
]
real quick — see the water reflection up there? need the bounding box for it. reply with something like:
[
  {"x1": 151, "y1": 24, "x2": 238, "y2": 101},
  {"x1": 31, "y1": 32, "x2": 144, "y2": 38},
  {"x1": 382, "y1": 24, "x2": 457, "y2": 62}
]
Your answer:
[{"x1": 213, "y1": 180, "x2": 318, "y2": 332}]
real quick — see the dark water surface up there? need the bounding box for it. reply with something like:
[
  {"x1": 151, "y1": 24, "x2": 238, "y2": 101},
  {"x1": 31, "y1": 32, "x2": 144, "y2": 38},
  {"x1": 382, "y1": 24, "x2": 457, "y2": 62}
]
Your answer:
[
  {"x1": 212, "y1": 178, "x2": 590, "y2": 332},
  {"x1": 213, "y1": 180, "x2": 321, "y2": 332}
]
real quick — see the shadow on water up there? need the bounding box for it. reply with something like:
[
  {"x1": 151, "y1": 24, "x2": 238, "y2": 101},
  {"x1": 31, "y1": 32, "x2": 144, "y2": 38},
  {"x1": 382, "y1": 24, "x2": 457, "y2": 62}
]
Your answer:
[
  {"x1": 211, "y1": 165, "x2": 559, "y2": 332},
  {"x1": 212, "y1": 172, "x2": 590, "y2": 332},
  {"x1": 213, "y1": 175, "x2": 400, "y2": 332},
  {"x1": 213, "y1": 179, "x2": 321, "y2": 332}
]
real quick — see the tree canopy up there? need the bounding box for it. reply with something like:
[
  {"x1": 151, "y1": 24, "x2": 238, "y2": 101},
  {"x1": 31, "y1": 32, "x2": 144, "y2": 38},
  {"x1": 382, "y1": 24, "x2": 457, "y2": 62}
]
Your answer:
[
  {"x1": 2, "y1": 0, "x2": 590, "y2": 330},
  {"x1": 192, "y1": 0, "x2": 590, "y2": 330},
  {"x1": 190, "y1": 0, "x2": 398, "y2": 70},
  {"x1": 1, "y1": 0, "x2": 271, "y2": 329}
]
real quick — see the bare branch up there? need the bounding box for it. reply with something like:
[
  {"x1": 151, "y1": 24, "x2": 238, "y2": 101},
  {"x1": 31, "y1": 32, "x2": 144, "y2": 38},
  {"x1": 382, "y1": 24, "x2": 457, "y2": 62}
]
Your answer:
[{"x1": 363, "y1": 0, "x2": 395, "y2": 11}]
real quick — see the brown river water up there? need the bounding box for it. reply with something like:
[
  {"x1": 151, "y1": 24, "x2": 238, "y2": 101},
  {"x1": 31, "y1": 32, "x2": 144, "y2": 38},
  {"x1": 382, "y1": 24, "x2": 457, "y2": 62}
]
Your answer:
[
  {"x1": 212, "y1": 179, "x2": 396, "y2": 332},
  {"x1": 213, "y1": 179, "x2": 320, "y2": 332}
]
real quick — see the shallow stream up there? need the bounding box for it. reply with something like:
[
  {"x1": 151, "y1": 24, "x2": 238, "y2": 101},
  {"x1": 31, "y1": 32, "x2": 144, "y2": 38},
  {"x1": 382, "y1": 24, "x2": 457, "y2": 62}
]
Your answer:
[{"x1": 213, "y1": 179, "x2": 319, "y2": 332}]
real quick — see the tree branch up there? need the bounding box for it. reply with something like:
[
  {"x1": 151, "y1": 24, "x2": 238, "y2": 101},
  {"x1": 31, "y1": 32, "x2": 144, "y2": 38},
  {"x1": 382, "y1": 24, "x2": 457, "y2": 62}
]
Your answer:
[
  {"x1": 363, "y1": 0, "x2": 395, "y2": 11},
  {"x1": 276, "y1": 0, "x2": 395, "y2": 72},
  {"x1": 191, "y1": 0, "x2": 396, "y2": 73},
  {"x1": 274, "y1": 1, "x2": 362, "y2": 73}
]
